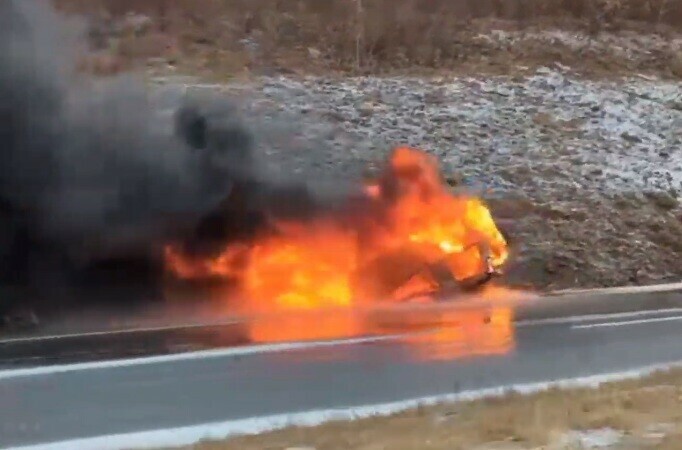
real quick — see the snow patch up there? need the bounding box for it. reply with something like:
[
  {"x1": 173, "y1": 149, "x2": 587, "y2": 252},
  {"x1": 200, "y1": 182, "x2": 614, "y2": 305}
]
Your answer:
[{"x1": 562, "y1": 428, "x2": 624, "y2": 448}]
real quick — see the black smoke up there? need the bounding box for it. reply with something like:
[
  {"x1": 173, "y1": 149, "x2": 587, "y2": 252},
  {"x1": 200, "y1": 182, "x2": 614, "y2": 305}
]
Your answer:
[{"x1": 0, "y1": 0, "x2": 272, "y2": 322}]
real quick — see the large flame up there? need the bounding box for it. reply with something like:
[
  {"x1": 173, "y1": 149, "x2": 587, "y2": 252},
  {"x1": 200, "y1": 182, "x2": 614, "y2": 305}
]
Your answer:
[{"x1": 165, "y1": 147, "x2": 510, "y2": 344}]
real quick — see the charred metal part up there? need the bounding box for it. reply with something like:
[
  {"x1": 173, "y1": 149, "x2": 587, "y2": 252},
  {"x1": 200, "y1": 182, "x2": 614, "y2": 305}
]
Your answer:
[
  {"x1": 458, "y1": 271, "x2": 496, "y2": 293},
  {"x1": 421, "y1": 240, "x2": 503, "y2": 300},
  {"x1": 480, "y1": 241, "x2": 503, "y2": 276},
  {"x1": 458, "y1": 241, "x2": 503, "y2": 293},
  {"x1": 427, "y1": 260, "x2": 461, "y2": 291}
]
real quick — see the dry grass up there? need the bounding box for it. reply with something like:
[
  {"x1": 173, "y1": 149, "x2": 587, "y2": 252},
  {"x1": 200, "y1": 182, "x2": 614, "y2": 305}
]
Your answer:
[
  {"x1": 160, "y1": 368, "x2": 682, "y2": 450},
  {"x1": 52, "y1": 0, "x2": 682, "y2": 78}
]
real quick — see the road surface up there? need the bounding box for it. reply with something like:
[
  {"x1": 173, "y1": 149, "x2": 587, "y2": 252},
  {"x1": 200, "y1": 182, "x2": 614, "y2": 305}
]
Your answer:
[{"x1": 2, "y1": 287, "x2": 682, "y2": 448}]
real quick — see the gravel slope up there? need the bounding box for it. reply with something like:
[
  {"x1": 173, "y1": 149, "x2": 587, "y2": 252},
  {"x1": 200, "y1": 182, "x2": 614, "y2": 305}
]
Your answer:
[{"x1": 153, "y1": 67, "x2": 682, "y2": 290}]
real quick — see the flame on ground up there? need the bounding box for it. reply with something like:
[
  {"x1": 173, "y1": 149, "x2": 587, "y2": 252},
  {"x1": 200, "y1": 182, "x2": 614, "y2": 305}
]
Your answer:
[{"x1": 165, "y1": 147, "x2": 513, "y2": 349}]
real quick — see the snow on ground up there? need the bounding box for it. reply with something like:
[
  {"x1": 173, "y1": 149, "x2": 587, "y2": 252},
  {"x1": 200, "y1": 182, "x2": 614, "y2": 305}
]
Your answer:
[
  {"x1": 241, "y1": 68, "x2": 682, "y2": 197},
  {"x1": 150, "y1": 69, "x2": 682, "y2": 289},
  {"x1": 154, "y1": 67, "x2": 682, "y2": 196}
]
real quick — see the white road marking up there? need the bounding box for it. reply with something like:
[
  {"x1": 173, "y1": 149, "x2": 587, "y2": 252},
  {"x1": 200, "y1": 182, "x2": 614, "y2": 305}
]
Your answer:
[
  {"x1": 549, "y1": 282, "x2": 682, "y2": 297},
  {"x1": 7, "y1": 360, "x2": 682, "y2": 450},
  {"x1": 516, "y1": 308, "x2": 682, "y2": 328},
  {"x1": 0, "y1": 333, "x2": 413, "y2": 381},
  {"x1": 572, "y1": 315, "x2": 682, "y2": 330}
]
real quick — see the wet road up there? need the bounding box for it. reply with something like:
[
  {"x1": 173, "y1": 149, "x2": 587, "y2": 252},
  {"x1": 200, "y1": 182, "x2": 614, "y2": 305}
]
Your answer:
[{"x1": 2, "y1": 287, "x2": 682, "y2": 448}]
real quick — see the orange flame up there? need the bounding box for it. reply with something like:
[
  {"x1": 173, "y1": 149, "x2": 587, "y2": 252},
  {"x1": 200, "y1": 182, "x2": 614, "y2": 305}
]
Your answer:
[
  {"x1": 403, "y1": 307, "x2": 514, "y2": 362},
  {"x1": 166, "y1": 147, "x2": 510, "y2": 340}
]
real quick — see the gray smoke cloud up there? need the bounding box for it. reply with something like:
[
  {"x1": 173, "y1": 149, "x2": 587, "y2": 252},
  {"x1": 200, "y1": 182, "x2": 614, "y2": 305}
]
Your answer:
[{"x1": 0, "y1": 0, "x2": 257, "y2": 314}]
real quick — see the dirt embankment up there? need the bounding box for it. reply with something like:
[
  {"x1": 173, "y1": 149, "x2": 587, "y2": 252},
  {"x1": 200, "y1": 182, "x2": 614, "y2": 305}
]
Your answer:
[
  {"x1": 42, "y1": 1, "x2": 682, "y2": 291},
  {"x1": 195, "y1": 74, "x2": 682, "y2": 291},
  {"x1": 53, "y1": 0, "x2": 682, "y2": 80}
]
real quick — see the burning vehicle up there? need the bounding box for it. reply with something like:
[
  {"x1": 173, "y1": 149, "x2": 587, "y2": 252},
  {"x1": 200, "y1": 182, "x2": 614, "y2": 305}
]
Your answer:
[
  {"x1": 0, "y1": 0, "x2": 509, "y2": 331},
  {"x1": 165, "y1": 146, "x2": 509, "y2": 312}
]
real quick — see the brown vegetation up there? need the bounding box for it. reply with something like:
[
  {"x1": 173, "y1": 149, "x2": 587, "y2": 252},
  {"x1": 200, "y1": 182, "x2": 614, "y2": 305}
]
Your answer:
[
  {"x1": 53, "y1": 0, "x2": 682, "y2": 78},
  {"x1": 163, "y1": 368, "x2": 682, "y2": 450}
]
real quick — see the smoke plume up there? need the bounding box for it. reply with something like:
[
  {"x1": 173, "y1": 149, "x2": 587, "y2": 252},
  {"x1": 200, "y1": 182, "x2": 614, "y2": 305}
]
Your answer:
[{"x1": 0, "y1": 0, "x2": 262, "y2": 316}]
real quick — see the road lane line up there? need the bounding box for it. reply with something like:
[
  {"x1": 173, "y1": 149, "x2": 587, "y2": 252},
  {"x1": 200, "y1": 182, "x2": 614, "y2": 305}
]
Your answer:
[
  {"x1": 516, "y1": 308, "x2": 682, "y2": 328},
  {"x1": 549, "y1": 282, "x2": 682, "y2": 296},
  {"x1": 572, "y1": 315, "x2": 682, "y2": 330},
  {"x1": 0, "y1": 333, "x2": 414, "y2": 380}
]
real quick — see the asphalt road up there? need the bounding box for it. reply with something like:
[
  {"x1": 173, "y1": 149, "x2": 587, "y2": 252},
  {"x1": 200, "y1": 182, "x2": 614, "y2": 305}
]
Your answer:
[
  {"x1": 3, "y1": 289, "x2": 682, "y2": 448},
  {"x1": 3, "y1": 286, "x2": 682, "y2": 369}
]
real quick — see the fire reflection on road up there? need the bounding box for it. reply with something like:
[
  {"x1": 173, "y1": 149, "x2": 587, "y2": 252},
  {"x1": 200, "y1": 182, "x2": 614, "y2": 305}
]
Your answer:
[
  {"x1": 399, "y1": 307, "x2": 514, "y2": 362},
  {"x1": 239, "y1": 288, "x2": 523, "y2": 362}
]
